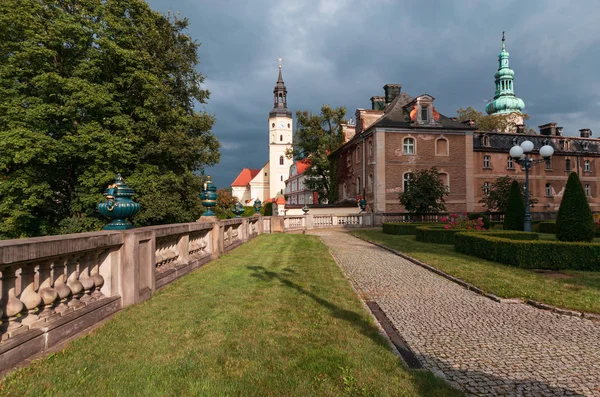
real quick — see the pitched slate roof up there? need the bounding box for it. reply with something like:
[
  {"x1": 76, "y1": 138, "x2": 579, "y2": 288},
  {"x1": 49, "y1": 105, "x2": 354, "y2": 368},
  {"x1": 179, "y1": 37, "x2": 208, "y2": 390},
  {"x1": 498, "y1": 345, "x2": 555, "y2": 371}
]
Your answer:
[
  {"x1": 371, "y1": 93, "x2": 473, "y2": 130},
  {"x1": 231, "y1": 168, "x2": 260, "y2": 187}
]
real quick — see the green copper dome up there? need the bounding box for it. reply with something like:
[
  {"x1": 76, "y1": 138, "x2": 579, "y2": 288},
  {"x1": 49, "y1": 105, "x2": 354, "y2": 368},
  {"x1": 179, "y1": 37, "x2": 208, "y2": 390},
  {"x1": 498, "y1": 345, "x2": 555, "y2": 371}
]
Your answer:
[{"x1": 486, "y1": 32, "x2": 525, "y2": 115}]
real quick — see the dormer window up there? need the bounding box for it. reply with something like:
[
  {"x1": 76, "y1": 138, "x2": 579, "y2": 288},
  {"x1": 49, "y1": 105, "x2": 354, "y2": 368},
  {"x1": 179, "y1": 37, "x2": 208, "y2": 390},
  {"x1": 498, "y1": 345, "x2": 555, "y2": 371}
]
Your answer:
[
  {"x1": 482, "y1": 135, "x2": 490, "y2": 147},
  {"x1": 420, "y1": 105, "x2": 428, "y2": 122}
]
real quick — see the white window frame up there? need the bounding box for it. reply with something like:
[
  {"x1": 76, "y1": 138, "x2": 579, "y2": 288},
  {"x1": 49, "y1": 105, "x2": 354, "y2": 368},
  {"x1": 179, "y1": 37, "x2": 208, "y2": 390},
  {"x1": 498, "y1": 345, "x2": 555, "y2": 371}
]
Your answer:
[
  {"x1": 403, "y1": 137, "x2": 415, "y2": 155},
  {"x1": 584, "y1": 160, "x2": 591, "y2": 172},
  {"x1": 507, "y1": 157, "x2": 514, "y2": 169},
  {"x1": 483, "y1": 182, "x2": 490, "y2": 196},
  {"x1": 483, "y1": 155, "x2": 491, "y2": 169},
  {"x1": 545, "y1": 183, "x2": 553, "y2": 197},
  {"x1": 403, "y1": 172, "x2": 413, "y2": 191},
  {"x1": 585, "y1": 184, "x2": 591, "y2": 197}
]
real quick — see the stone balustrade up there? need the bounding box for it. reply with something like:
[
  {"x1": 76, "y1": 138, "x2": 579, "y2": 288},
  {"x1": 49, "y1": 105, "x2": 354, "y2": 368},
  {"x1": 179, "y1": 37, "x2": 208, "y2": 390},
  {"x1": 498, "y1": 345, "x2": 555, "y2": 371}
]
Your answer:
[{"x1": 0, "y1": 213, "x2": 367, "y2": 372}]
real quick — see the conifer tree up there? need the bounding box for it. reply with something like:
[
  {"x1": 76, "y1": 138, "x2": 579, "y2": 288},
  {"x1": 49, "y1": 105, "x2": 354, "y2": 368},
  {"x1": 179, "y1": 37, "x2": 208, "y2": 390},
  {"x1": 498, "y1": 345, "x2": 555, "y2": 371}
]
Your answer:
[
  {"x1": 556, "y1": 172, "x2": 595, "y2": 242},
  {"x1": 503, "y1": 180, "x2": 525, "y2": 231}
]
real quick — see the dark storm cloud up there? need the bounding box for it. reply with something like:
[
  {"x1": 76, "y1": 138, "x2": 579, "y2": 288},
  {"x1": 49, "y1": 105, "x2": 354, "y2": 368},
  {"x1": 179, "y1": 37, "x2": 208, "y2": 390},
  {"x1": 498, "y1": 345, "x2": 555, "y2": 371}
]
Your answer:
[{"x1": 147, "y1": 0, "x2": 600, "y2": 187}]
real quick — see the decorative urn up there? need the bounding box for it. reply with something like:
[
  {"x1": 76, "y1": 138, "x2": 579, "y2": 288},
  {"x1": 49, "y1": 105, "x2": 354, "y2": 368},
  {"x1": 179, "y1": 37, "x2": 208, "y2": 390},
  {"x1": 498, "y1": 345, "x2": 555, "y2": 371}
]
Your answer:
[
  {"x1": 200, "y1": 175, "x2": 217, "y2": 216},
  {"x1": 97, "y1": 174, "x2": 141, "y2": 230},
  {"x1": 232, "y1": 202, "x2": 244, "y2": 218},
  {"x1": 358, "y1": 197, "x2": 367, "y2": 211},
  {"x1": 302, "y1": 204, "x2": 310, "y2": 215},
  {"x1": 253, "y1": 198, "x2": 262, "y2": 214}
]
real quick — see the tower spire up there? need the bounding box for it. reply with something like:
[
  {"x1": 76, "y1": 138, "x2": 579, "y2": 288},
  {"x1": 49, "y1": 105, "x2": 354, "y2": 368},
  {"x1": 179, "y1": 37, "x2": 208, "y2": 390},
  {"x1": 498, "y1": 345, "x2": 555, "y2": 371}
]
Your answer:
[
  {"x1": 485, "y1": 32, "x2": 525, "y2": 117},
  {"x1": 270, "y1": 58, "x2": 291, "y2": 118}
]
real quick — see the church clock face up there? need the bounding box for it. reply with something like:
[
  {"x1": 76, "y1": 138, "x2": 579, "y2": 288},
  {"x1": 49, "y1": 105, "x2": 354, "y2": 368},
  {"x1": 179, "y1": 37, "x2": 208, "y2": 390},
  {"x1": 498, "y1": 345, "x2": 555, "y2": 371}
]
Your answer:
[{"x1": 279, "y1": 122, "x2": 285, "y2": 128}]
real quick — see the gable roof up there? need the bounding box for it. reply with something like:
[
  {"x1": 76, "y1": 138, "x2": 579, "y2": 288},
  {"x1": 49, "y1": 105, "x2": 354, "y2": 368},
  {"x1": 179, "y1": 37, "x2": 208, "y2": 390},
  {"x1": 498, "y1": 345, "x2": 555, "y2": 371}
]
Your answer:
[{"x1": 231, "y1": 168, "x2": 261, "y2": 187}]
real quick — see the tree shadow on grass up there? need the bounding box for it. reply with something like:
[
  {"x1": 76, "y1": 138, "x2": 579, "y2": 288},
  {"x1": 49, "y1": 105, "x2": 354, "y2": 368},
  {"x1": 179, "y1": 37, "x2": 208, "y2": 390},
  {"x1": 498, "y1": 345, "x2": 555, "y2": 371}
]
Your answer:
[{"x1": 246, "y1": 265, "x2": 390, "y2": 351}]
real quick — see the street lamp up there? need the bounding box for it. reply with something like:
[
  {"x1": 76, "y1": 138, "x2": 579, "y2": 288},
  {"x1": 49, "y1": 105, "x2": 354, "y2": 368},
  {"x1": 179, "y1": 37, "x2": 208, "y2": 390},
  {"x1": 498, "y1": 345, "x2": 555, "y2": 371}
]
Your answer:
[{"x1": 509, "y1": 140, "x2": 554, "y2": 232}]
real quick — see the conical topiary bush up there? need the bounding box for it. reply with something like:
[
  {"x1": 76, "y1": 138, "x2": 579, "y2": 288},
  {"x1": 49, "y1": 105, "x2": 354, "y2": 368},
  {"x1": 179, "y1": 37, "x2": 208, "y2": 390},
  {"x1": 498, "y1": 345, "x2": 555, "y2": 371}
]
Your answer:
[
  {"x1": 556, "y1": 172, "x2": 595, "y2": 242},
  {"x1": 503, "y1": 180, "x2": 525, "y2": 231}
]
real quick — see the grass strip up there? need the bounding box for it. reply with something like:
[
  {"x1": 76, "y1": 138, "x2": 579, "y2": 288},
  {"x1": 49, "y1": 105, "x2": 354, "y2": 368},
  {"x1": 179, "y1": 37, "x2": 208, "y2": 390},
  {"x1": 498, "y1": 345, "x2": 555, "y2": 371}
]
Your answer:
[
  {"x1": 0, "y1": 234, "x2": 461, "y2": 397},
  {"x1": 352, "y1": 230, "x2": 600, "y2": 314}
]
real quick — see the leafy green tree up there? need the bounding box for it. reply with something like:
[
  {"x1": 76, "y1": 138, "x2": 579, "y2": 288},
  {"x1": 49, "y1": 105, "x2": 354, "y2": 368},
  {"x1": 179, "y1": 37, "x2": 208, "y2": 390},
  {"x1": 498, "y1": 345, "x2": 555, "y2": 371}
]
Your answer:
[
  {"x1": 399, "y1": 167, "x2": 448, "y2": 215},
  {"x1": 0, "y1": 0, "x2": 219, "y2": 238},
  {"x1": 286, "y1": 105, "x2": 346, "y2": 203},
  {"x1": 480, "y1": 175, "x2": 537, "y2": 213},
  {"x1": 503, "y1": 181, "x2": 525, "y2": 231},
  {"x1": 556, "y1": 172, "x2": 595, "y2": 242},
  {"x1": 456, "y1": 107, "x2": 535, "y2": 133},
  {"x1": 213, "y1": 189, "x2": 236, "y2": 220}
]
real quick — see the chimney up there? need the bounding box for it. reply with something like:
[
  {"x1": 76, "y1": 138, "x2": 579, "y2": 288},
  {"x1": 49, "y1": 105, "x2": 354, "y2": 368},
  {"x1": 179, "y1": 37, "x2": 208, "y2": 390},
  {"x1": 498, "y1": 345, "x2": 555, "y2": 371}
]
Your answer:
[
  {"x1": 370, "y1": 96, "x2": 385, "y2": 110},
  {"x1": 538, "y1": 122, "x2": 557, "y2": 136},
  {"x1": 383, "y1": 84, "x2": 402, "y2": 104},
  {"x1": 580, "y1": 128, "x2": 593, "y2": 138}
]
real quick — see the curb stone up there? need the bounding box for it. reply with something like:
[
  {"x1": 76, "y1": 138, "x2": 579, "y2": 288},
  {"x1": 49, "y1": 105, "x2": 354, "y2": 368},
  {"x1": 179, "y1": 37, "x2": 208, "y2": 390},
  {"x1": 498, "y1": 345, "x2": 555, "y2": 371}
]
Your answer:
[{"x1": 354, "y1": 234, "x2": 599, "y2": 322}]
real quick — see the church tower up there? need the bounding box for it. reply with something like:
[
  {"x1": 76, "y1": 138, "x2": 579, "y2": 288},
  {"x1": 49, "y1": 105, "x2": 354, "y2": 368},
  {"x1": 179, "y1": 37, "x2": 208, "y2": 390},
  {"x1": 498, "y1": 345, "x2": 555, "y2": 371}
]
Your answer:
[
  {"x1": 268, "y1": 60, "x2": 293, "y2": 198},
  {"x1": 485, "y1": 32, "x2": 525, "y2": 130}
]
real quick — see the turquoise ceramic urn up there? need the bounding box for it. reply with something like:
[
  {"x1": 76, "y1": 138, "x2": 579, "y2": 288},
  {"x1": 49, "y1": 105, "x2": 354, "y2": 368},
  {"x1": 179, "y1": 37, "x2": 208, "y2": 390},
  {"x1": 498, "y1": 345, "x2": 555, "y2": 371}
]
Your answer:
[
  {"x1": 359, "y1": 198, "x2": 367, "y2": 211},
  {"x1": 200, "y1": 175, "x2": 217, "y2": 216},
  {"x1": 232, "y1": 202, "x2": 244, "y2": 218},
  {"x1": 97, "y1": 174, "x2": 141, "y2": 230},
  {"x1": 253, "y1": 198, "x2": 262, "y2": 214}
]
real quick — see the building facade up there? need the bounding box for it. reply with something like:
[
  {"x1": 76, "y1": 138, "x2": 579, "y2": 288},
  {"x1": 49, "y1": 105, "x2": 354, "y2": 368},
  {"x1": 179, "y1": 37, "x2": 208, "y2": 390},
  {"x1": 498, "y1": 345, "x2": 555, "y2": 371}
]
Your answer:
[
  {"x1": 284, "y1": 159, "x2": 318, "y2": 205},
  {"x1": 334, "y1": 35, "x2": 600, "y2": 216}
]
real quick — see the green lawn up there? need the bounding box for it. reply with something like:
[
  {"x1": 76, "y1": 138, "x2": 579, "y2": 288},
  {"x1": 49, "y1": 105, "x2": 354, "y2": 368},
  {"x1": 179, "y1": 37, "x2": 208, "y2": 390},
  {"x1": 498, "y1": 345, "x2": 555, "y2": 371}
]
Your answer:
[
  {"x1": 352, "y1": 230, "x2": 600, "y2": 314},
  {"x1": 0, "y1": 234, "x2": 461, "y2": 397}
]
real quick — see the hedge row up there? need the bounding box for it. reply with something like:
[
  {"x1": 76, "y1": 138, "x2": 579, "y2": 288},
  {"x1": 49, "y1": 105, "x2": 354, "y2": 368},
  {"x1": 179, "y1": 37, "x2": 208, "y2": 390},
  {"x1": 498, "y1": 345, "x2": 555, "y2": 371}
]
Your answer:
[
  {"x1": 454, "y1": 232, "x2": 600, "y2": 271},
  {"x1": 415, "y1": 226, "x2": 461, "y2": 245},
  {"x1": 415, "y1": 227, "x2": 539, "y2": 245},
  {"x1": 538, "y1": 221, "x2": 556, "y2": 234},
  {"x1": 382, "y1": 223, "x2": 440, "y2": 235}
]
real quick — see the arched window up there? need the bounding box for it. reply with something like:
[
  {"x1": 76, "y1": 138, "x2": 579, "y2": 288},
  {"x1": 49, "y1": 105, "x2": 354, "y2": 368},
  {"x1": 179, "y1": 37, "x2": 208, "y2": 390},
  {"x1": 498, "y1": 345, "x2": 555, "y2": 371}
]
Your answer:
[
  {"x1": 369, "y1": 140, "x2": 373, "y2": 158},
  {"x1": 280, "y1": 135, "x2": 283, "y2": 141},
  {"x1": 403, "y1": 137, "x2": 415, "y2": 155},
  {"x1": 565, "y1": 159, "x2": 571, "y2": 171},
  {"x1": 545, "y1": 183, "x2": 553, "y2": 197},
  {"x1": 482, "y1": 135, "x2": 490, "y2": 147},
  {"x1": 483, "y1": 155, "x2": 491, "y2": 169},
  {"x1": 356, "y1": 177, "x2": 361, "y2": 195},
  {"x1": 355, "y1": 145, "x2": 361, "y2": 163},
  {"x1": 280, "y1": 175, "x2": 283, "y2": 181},
  {"x1": 272, "y1": 123, "x2": 275, "y2": 128},
  {"x1": 585, "y1": 184, "x2": 591, "y2": 197},
  {"x1": 584, "y1": 160, "x2": 591, "y2": 172},
  {"x1": 288, "y1": 123, "x2": 290, "y2": 128},
  {"x1": 438, "y1": 172, "x2": 449, "y2": 192},
  {"x1": 368, "y1": 174, "x2": 374, "y2": 192},
  {"x1": 279, "y1": 156, "x2": 284, "y2": 165},
  {"x1": 435, "y1": 137, "x2": 448, "y2": 156},
  {"x1": 403, "y1": 172, "x2": 413, "y2": 191},
  {"x1": 278, "y1": 93, "x2": 283, "y2": 103}
]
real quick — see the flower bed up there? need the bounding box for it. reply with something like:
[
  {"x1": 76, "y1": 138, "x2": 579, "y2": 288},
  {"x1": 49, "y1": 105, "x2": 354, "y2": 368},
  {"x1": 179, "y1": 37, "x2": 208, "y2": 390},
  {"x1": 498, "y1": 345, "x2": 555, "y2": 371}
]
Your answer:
[{"x1": 454, "y1": 231, "x2": 600, "y2": 271}]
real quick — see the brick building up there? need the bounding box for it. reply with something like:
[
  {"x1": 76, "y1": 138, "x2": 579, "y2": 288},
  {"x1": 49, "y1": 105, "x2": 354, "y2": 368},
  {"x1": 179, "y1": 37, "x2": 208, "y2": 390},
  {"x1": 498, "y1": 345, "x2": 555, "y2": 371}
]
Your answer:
[{"x1": 334, "y1": 35, "x2": 600, "y2": 216}]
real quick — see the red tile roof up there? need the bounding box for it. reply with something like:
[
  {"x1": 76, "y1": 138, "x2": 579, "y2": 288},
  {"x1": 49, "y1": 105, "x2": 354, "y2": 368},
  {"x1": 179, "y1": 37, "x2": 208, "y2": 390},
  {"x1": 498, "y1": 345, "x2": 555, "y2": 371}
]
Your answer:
[
  {"x1": 275, "y1": 196, "x2": 286, "y2": 205},
  {"x1": 295, "y1": 159, "x2": 311, "y2": 175},
  {"x1": 231, "y1": 168, "x2": 260, "y2": 187}
]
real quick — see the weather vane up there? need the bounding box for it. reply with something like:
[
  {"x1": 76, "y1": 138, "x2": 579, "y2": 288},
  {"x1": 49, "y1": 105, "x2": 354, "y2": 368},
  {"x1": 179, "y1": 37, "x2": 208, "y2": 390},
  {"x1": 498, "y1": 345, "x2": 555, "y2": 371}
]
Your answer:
[{"x1": 277, "y1": 57, "x2": 282, "y2": 69}]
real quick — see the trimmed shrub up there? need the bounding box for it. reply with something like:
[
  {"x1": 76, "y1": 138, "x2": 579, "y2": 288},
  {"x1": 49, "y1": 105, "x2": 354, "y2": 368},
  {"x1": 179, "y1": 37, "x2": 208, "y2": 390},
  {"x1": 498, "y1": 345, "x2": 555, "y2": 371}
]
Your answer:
[
  {"x1": 490, "y1": 221, "x2": 503, "y2": 230},
  {"x1": 415, "y1": 226, "x2": 460, "y2": 245},
  {"x1": 556, "y1": 172, "x2": 595, "y2": 242},
  {"x1": 263, "y1": 202, "x2": 273, "y2": 216},
  {"x1": 538, "y1": 221, "x2": 556, "y2": 234},
  {"x1": 503, "y1": 181, "x2": 525, "y2": 231},
  {"x1": 382, "y1": 223, "x2": 439, "y2": 235},
  {"x1": 454, "y1": 232, "x2": 600, "y2": 271},
  {"x1": 468, "y1": 213, "x2": 490, "y2": 230}
]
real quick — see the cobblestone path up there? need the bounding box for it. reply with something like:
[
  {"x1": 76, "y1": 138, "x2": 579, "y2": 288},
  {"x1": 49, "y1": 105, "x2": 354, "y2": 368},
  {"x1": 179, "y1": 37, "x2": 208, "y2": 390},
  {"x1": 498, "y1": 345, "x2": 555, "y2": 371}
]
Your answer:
[{"x1": 314, "y1": 231, "x2": 600, "y2": 397}]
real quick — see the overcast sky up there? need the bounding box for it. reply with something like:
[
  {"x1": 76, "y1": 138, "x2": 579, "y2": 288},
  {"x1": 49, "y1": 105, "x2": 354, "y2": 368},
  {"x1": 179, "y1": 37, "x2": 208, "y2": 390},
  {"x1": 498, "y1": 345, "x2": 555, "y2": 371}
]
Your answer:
[{"x1": 147, "y1": 0, "x2": 600, "y2": 188}]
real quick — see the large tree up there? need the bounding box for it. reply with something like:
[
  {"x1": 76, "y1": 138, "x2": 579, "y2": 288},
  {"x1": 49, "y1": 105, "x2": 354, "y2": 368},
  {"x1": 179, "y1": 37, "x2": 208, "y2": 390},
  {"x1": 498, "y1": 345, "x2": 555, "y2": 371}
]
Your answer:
[
  {"x1": 399, "y1": 167, "x2": 448, "y2": 215},
  {"x1": 286, "y1": 105, "x2": 346, "y2": 203},
  {"x1": 0, "y1": 0, "x2": 220, "y2": 238},
  {"x1": 456, "y1": 107, "x2": 535, "y2": 133},
  {"x1": 480, "y1": 175, "x2": 537, "y2": 213}
]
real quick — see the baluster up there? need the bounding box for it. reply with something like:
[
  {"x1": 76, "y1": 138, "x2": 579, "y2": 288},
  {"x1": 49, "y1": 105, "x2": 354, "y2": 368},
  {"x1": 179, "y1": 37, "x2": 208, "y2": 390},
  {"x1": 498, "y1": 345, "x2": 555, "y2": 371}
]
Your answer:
[
  {"x1": 38, "y1": 260, "x2": 58, "y2": 319},
  {"x1": 79, "y1": 252, "x2": 95, "y2": 303},
  {"x1": 90, "y1": 250, "x2": 105, "y2": 300},
  {"x1": 19, "y1": 262, "x2": 42, "y2": 326},
  {"x1": 52, "y1": 257, "x2": 72, "y2": 315},
  {"x1": 66, "y1": 256, "x2": 84, "y2": 309},
  {"x1": 1, "y1": 265, "x2": 24, "y2": 333}
]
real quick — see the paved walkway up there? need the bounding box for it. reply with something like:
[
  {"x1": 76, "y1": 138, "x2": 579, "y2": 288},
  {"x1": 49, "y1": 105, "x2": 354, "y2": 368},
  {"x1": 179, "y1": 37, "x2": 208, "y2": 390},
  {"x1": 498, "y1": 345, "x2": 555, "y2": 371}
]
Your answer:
[{"x1": 313, "y1": 231, "x2": 600, "y2": 397}]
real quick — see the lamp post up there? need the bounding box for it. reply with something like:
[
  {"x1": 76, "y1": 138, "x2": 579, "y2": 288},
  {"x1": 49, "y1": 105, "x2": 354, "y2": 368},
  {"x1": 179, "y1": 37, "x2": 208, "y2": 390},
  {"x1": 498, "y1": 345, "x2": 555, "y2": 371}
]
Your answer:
[{"x1": 509, "y1": 140, "x2": 554, "y2": 232}]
